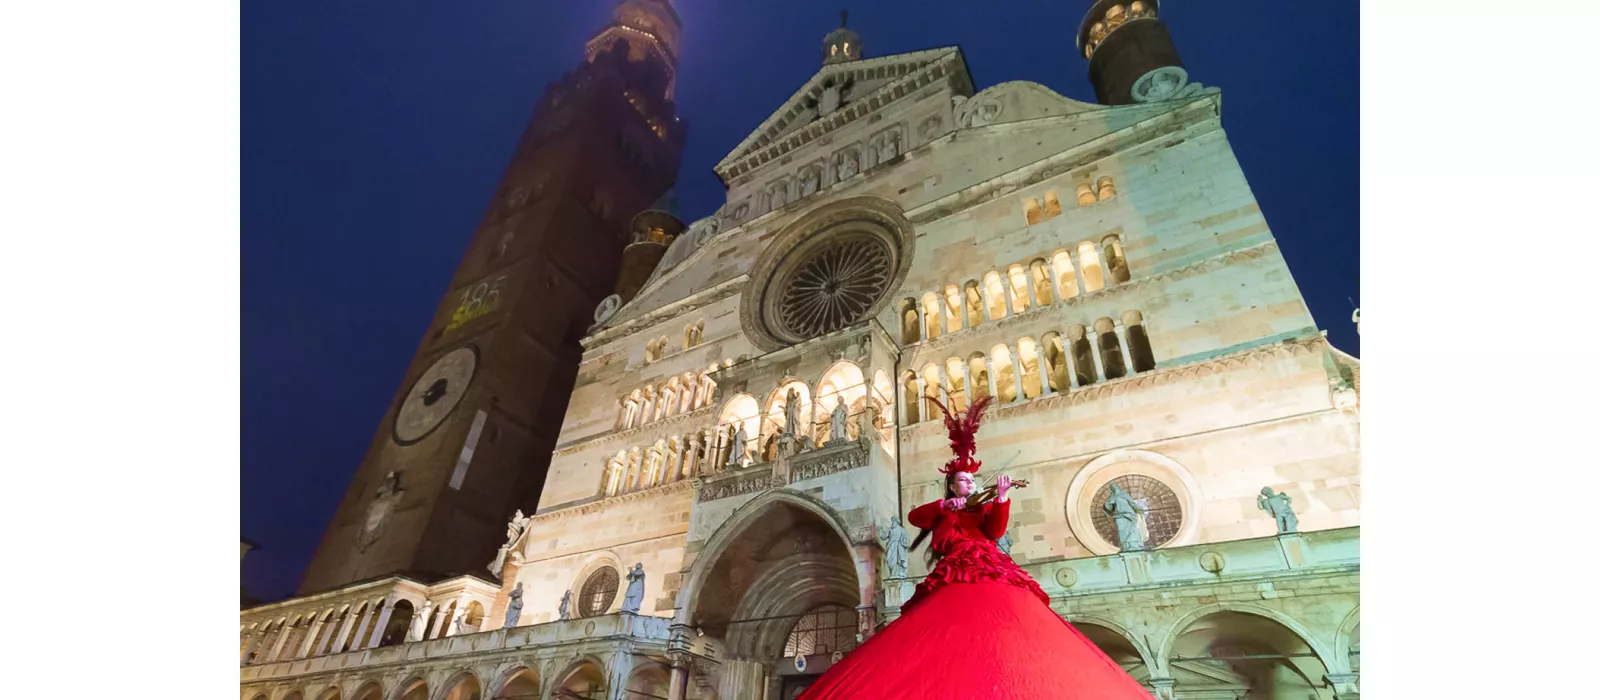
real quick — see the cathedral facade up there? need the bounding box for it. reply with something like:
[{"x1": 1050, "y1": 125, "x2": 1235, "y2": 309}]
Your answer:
[{"x1": 241, "y1": 2, "x2": 1361, "y2": 699}]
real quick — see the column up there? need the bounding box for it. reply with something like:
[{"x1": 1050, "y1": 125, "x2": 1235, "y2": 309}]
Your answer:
[
  {"x1": 1025, "y1": 273, "x2": 1041, "y2": 310},
  {"x1": 986, "y1": 359, "x2": 1000, "y2": 400},
  {"x1": 1072, "y1": 250, "x2": 1089, "y2": 296},
  {"x1": 345, "y1": 604, "x2": 376, "y2": 652},
  {"x1": 240, "y1": 631, "x2": 263, "y2": 665},
  {"x1": 295, "y1": 618, "x2": 325, "y2": 659},
  {"x1": 264, "y1": 622, "x2": 293, "y2": 663},
  {"x1": 365, "y1": 597, "x2": 397, "y2": 648},
  {"x1": 330, "y1": 610, "x2": 359, "y2": 654},
  {"x1": 668, "y1": 655, "x2": 690, "y2": 700},
  {"x1": 1086, "y1": 330, "x2": 1106, "y2": 382},
  {"x1": 856, "y1": 604, "x2": 878, "y2": 643},
  {"x1": 1063, "y1": 341, "x2": 1081, "y2": 389},
  {"x1": 1115, "y1": 322, "x2": 1136, "y2": 376},
  {"x1": 1008, "y1": 343, "x2": 1026, "y2": 402},
  {"x1": 428, "y1": 604, "x2": 450, "y2": 640},
  {"x1": 1146, "y1": 677, "x2": 1177, "y2": 700}
]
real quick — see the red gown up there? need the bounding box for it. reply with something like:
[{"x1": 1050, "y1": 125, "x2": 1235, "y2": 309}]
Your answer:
[{"x1": 796, "y1": 498, "x2": 1152, "y2": 700}]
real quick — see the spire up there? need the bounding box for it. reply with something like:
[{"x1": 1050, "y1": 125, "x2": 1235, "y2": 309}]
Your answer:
[{"x1": 822, "y1": 9, "x2": 862, "y2": 65}]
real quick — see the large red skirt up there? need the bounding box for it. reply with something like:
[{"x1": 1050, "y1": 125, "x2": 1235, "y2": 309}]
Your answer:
[{"x1": 797, "y1": 582, "x2": 1151, "y2": 699}]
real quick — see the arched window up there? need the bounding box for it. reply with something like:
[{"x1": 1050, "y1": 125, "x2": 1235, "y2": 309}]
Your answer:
[
  {"x1": 1076, "y1": 182, "x2": 1097, "y2": 207},
  {"x1": 963, "y1": 280, "x2": 984, "y2": 328},
  {"x1": 1102, "y1": 235, "x2": 1130, "y2": 284},
  {"x1": 783, "y1": 604, "x2": 860, "y2": 658},
  {"x1": 1029, "y1": 259, "x2": 1055, "y2": 305},
  {"x1": 1006, "y1": 265, "x2": 1031, "y2": 313},
  {"x1": 968, "y1": 353, "x2": 991, "y2": 401},
  {"x1": 1043, "y1": 191, "x2": 1063, "y2": 217},
  {"x1": 1095, "y1": 317, "x2": 1127, "y2": 380},
  {"x1": 1078, "y1": 241, "x2": 1105, "y2": 292},
  {"x1": 1123, "y1": 310, "x2": 1156, "y2": 373},
  {"x1": 900, "y1": 298, "x2": 921, "y2": 345},
  {"x1": 1042, "y1": 332, "x2": 1069, "y2": 392},
  {"x1": 1017, "y1": 337, "x2": 1043, "y2": 399},
  {"x1": 943, "y1": 285, "x2": 964, "y2": 334},
  {"x1": 900, "y1": 371, "x2": 921, "y2": 424},
  {"x1": 1097, "y1": 176, "x2": 1117, "y2": 201},
  {"x1": 717, "y1": 393, "x2": 760, "y2": 469},
  {"x1": 605, "y1": 452, "x2": 626, "y2": 496},
  {"x1": 579, "y1": 567, "x2": 620, "y2": 617},
  {"x1": 626, "y1": 449, "x2": 643, "y2": 492},
  {"x1": 661, "y1": 380, "x2": 680, "y2": 420},
  {"x1": 1069, "y1": 325, "x2": 1096, "y2": 386},
  {"x1": 1024, "y1": 198, "x2": 1044, "y2": 225},
  {"x1": 645, "y1": 442, "x2": 665, "y2": 487},
  {"x1": 921, "y1": 364, "x2": 944, "y2": 419},
  {"x1": 945, "y1": 357, "x2": 969, "y2": 412},
  {"x1": 991, "y1": 344, "x2": 1018, "y2": 403},
  {"x1": 1052, "y1": 250, "x2": 1080, "y2": 300},
  {"x1": 983, "y1": 271, "x2": 1008, "y2": 320},
  {"x1": 921, "y1": 292, "x2": 943, "y2": 341}
]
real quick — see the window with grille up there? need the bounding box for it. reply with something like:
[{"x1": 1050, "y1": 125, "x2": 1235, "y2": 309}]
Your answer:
[
  {"x1": 1090, "y1": 474, "x2": 1184, "y2": 548},
  {"x1": 580, "y1": 567, "x2": 619, "y2": 618},
  {"x1": 782, "y1": 604, "x2": 859, "y2": 658}
]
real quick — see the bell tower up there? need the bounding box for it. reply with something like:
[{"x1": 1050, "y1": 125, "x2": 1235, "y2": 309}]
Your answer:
[{"x1": 297, "y1": 0, "x2": 687, "y2": 595}]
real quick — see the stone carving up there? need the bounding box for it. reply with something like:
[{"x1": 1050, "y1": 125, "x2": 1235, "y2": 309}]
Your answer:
[
  {"x1": 791, "y1": 449, "x2": 862, "y2": 482},
  {"x1": 836, "y1": 149, "x2": 858, "y2": 180},
  {"x1": 1257, "y1": 487, "x2": 1299, "y2": 534},
  {"x1": 919, "y1": 114, "x2": 943, "y2": 141},
  {"x1": 725, "y1": 424, "x2": 748, "y2": 468},
  {"x1": 559, "y1": 590, "x2": 573, "y2": 621},
  {"x1": 1103, "y1": 483, "x2": 1150, "y2": 551},
  {"x1": 828, "y1": 398, "x2": 849, "y2": 443},
  {"x1": 503, "y1": 582, "x2": 523, "y2": 628},
  {"x1": 819, "y1": 81, "x2": 843, "y2": 116},
  {"x1": 411, "y1": 600, "x2": 435, "y2": 641},
  {"x1": 879, "y1": 516, "x2": 910, "y2": 579},
  {"x1": 357, "y1": 471, "x2": 404, "y2": 552},
  {"x1": 488, "y1": 509, "x2": 531, "y2": 577},
  {"x1": 877, "y1": 130, "x2": 900, "y2": 162},
  {"x1": 800, "y1": 168, "x2": 820, "y2": 196},
  {"x1": 594, "y1": 293, "x2": 622, "y2": 325},
  {"x1": 621, "y1": 563, "x2": 646, "y2": 613},
  {"x1": 956, "y1": 95, "x2": 1004, "y2": 128},
  {"x1": 698, "y1": 473, "x2": 770, "y2": 502},
  {"x1": 770, "y1": 182, "x2": 788, "y2": 209},
  {"x1": 783, "y1": 388, "x2": 802, "y2": 437}
]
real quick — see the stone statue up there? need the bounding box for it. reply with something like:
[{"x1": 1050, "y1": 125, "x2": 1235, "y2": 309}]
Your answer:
[
  {"x1": 559, "y1": 590, "x2": 573, "y2": 621},
  {"x1": 726, "y1": 424, "x2": 748, "y2": 468},
  {"x1": 996, "y1": 529, "x2": 1014, "y2": 556},
  {"x1": 488, "y1": 509, "x2": 532, "y2": 577},
  {"x1": 621, "y1": 563, "x2": 646, "y2": 613},
  {"x1": 783, "y1": 388, "x2": 802, "y2": 436},
  {"x1": 770, "y1": 183, "x2": 788, "y2": 209},
  {"x1": 1257, "y1": 487, "x2": 1299, "y2": 534},
  {"x1": 819, "y1": 82, "x2": 842, "y2": 116},
  {"x1": 503, "y1": 582, "x2": 524, "y2": 628},
  {"x1": 879, "y1": 517, "x2": 910, "y2": 579},
  {"x1": 829, "y1": 398, "x2": 849, "y2": 443},
  {"x1": 879, "y1": 132, "x2": 900, "y2": 162},
  {"x1": 1103, "y1": 484, "x2": 1149, "y2": 551},
  {"x1": 837, "y1": 150, "x2": 858, "y2": 180},
  {"x1": 801, "y1": 169, "x2": 820, "y2": 196}
]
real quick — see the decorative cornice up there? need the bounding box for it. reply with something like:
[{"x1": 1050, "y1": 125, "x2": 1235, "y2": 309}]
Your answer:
[
  {"x1": 904, "y1": 241, "x2": 1280, "y2": 358},
  {"x1": 900, "y1": 333, "x2": 1327, "y2": 440},
  {"x1": 553, "y1": 405, "x2": 716, "y2": 456}
]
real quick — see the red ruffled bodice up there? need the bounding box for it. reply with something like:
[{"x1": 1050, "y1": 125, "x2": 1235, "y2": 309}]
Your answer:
[{"x1": 903, "y1": 498, "x2": 1049, "y2": 611}]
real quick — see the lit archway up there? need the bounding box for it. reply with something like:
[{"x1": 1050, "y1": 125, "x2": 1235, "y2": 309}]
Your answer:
[
  {"x1": 1161, "y1": 607, "x2": 1336, "y2": 700},
  {"x1": 491, "y1": 667, "x2": 540, "y2": 700},
  {"x1": 551, "y1": 657, "x2": 607, "y2": 700},
  {"x1": 438, "y1": 671, "x2": 482, "y2": 700}
]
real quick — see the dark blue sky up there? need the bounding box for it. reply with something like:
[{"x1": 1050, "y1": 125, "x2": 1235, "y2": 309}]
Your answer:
[{"x1": 242, "y1": 0, "x2": 1357, "y2": 602}]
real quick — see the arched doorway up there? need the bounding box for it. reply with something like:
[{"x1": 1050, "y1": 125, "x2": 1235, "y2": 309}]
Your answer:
[
  {"x1": 1166, "y1": 610, "x2": 1334, "y2": 699},
  {"x1": 492, "y1": 667, "x2": 540, "y2": 700},
  {"x1": 378, "y1": 599, "x2": 415, "y2": 646},
  {"x1": 551, "y1": 659, "x2": 607, "y2": 699},
  {"x1": 686, "y1": 496, "x2": 862, "y2": 699}
]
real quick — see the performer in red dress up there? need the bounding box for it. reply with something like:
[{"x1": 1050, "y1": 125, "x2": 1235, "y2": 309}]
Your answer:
[{"x1": 797, "y1": 396, "x2": 1153, "y2": 699}]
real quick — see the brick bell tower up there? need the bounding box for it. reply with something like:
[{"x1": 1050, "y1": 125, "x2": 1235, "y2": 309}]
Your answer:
[{"x1": 299, "y1": 0, "x2": 687, "y2": 595}]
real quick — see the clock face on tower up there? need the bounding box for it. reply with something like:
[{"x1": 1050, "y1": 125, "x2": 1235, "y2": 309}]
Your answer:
[{"x1": 393, "y1": 346, "x2": 478, "y2": 445}]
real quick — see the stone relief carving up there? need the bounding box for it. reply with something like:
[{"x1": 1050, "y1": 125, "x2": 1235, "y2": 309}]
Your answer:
[
  {"x1": 698, "y1": 473, "x2": 771, "y2": 502},
  {"x1": 879, "y1": 516, "x2": 910, "y2": 579},
  {"x1": 919, "y1": 114, "x2": 943, "y2": 141},
  {"x1": 836, "y1": 149, "x2": 859, "y2": 180},
  {"x1": 956, "y1": 95, "x2": 1003, "y2": 128}
]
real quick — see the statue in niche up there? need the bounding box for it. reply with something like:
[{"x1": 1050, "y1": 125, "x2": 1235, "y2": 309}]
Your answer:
[
  {"x1": 621, "y1": 563, "x2": 646, "y2": 613},
  {"x1": 559, "y1": 590, "x2": 573, "y2": 621},
  {"x1": 1257, "y1": 487, "x2": 1299, "y2": 534},
  {"x1": 503, "y1": 582, "x2": 524, "y2": 628},
  {"x1": 878, "y1": 131, "x2": 900, "y2": 162},
  {"x1": 801, "y1": 169, "x2": 820, "y2": 196},
  {"x1": 829, "y1": 397, "x2": 849, "y2": 443},
  {"x1": 726, "y1": 423, "x2": 748, "y2": 468},
  {"x1": 770, "y1": 183, "x2": 788, "y2": 209},
  {"x1": 783, "y1": 388, "x2": 802, "y2": 436},
  {"x1": 837, "y1": 150, "x2": 858, "y2": 180},
  {"x1": 1103, "y1": 483, "x2": 1150, "y2": 551},
  {"x1": 880, "y1": 517, "x2": 910, "y2": 579}
]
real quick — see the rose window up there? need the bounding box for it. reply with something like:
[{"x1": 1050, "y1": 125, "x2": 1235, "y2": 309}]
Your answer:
[{"x1": 775, "y1": 231, "x2": 894, "y2": 340}]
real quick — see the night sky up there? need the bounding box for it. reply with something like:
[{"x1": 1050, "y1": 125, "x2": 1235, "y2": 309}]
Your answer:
[{"x1": 242, "y1": 0, "x2": 1357, "y2": 603}]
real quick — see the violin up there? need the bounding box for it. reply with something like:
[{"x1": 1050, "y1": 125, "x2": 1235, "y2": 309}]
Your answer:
[{"x1": 961, "y1": 478, "x2": 1030, "y2": 510}]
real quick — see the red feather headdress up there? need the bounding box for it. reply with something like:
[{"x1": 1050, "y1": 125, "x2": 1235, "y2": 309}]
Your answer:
[{"x1": 923, "y1": 394, "x2": 994, "y2": 475}]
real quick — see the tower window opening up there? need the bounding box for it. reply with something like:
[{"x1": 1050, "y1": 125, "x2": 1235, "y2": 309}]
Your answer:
[
  {"x1": 1043, "y1": 191, "x2": 1063, "y2": 218},
  {"x1": 1024, "y1": 198, "x2": 1044, "y2": 226}
]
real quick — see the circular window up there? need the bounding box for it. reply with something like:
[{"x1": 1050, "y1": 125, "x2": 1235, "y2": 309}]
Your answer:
[
  {"x1": 741, "y1": 197, "x2": 915, "y2": 351},
  {"x1": 1089, "y1": 474, "x2": 1184, "y2": 549},
  {"x1": 579, "y1": 567, "x2": 619, "y2": 618}
]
